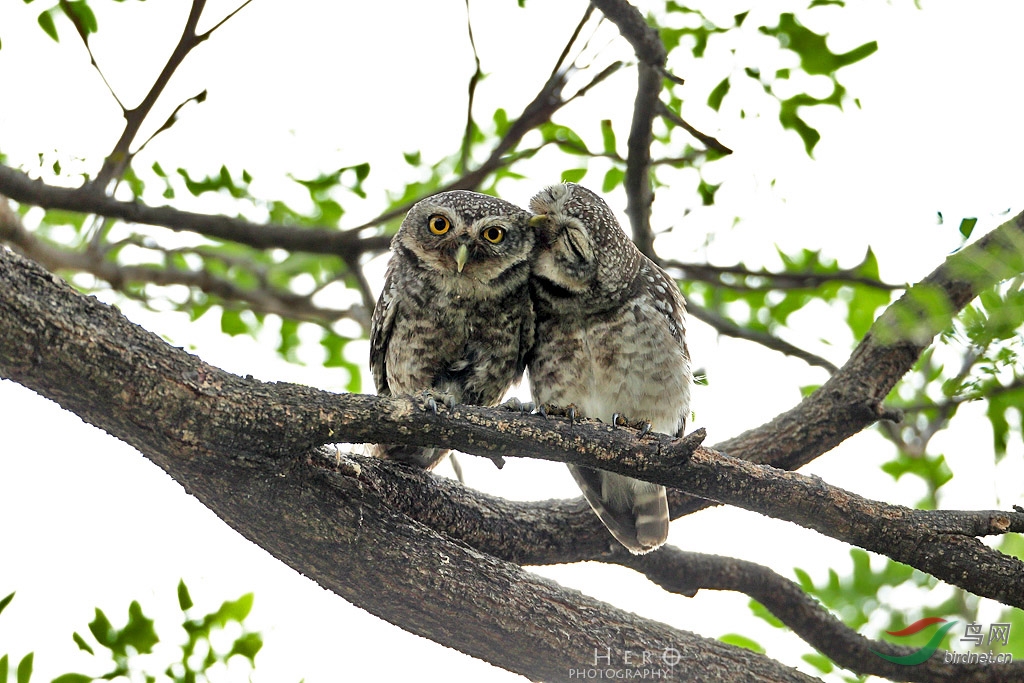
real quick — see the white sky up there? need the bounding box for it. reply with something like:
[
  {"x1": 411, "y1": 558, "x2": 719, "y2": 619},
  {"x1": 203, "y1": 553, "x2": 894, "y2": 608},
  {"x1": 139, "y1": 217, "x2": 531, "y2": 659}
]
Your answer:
[{"x1": 1, "y1": 1, "x2": 1023, "y2": 681}]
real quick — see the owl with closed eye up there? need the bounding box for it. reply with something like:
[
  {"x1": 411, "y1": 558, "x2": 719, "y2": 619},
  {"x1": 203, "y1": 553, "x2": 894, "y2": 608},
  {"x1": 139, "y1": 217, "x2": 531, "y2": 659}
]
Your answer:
[
  {"x1": 527, "y1": 183, "x2": 691, "y2": 554},
  {"x1": 369, "y1": 190, "x2": 534, "y2": 470}
]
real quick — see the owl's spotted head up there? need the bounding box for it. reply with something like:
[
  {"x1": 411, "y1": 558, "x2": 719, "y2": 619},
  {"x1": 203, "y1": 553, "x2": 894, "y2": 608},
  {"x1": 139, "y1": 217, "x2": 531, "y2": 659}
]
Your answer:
[
  {"x1": 394, "y1": 191, "x2": 533, "y2": 297},
  {"x1": 528, "y1": 183, "x2": 639, "y2": 300}
]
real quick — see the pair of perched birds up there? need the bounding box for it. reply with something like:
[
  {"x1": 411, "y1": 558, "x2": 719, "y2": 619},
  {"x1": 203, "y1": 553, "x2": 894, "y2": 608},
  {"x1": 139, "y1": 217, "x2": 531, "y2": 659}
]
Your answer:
[{"x1": 369, "y1": 182, "x2": 692, "y2": 554}]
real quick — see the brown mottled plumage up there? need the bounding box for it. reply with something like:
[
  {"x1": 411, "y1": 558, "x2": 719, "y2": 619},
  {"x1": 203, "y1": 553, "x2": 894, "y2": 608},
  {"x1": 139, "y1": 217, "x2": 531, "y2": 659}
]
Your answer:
[
  {"x1": 369, "y1": 191, "x2": 534, "y2": 469},
  {"x1": 527, "y1": 183, "x2": 691, "y2": 554}
]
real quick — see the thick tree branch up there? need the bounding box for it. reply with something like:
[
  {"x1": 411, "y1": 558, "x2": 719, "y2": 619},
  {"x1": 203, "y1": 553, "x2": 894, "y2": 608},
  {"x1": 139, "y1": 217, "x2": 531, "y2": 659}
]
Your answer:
[
  {"x1": 0, "y1": 247, "x2": 817, "y2": 683},
  {"x1": 5, "y1": 222, "x2": 1024, "y2": 609},
  {"x1": 343, "y1": 436, "x2": 1024, "y2": 610}
]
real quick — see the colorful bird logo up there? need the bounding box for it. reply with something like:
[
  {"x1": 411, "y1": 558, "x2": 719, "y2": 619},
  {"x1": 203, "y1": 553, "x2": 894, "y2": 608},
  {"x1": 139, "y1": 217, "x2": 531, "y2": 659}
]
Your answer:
[{"x1": 871, "y1": 617, "x2": 958, "y2": 665}]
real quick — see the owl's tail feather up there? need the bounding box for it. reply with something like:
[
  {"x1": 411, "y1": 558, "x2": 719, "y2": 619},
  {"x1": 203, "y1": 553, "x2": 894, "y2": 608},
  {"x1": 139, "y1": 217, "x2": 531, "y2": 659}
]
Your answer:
[{"x1": 568, "y1": 464, "x2": 669, "y2": 554}]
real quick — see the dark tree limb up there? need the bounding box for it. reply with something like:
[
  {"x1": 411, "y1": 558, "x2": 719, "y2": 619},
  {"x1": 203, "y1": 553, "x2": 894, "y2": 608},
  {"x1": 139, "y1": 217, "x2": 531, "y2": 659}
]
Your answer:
[
  {"x1": 618, "y1": 548, "x2": 1024, "y2": 683},
  {"x1": 5, "y1": 206, "x2": 1024, "y2": 608},
  {"x1": 0, "y1": 246, "x2": 819, "y2": 683}
]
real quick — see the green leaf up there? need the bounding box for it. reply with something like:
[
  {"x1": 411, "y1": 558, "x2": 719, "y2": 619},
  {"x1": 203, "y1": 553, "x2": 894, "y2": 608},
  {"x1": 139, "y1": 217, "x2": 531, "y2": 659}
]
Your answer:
[
  {"x1": 760, "y1": 14, "x2": 877, "y2": 75},
  {"x1": 801, "y1": 652, "x2": 834, "y2": 673},
  {"x1": 958, "y1": 217, "x2": 978, "y2": 240},
  {"x1": 63, "y1": 1, "x2": 98, "y2": 36},
  {"x1": 403, "y1": 150, "x2": 421, "y2": 166},
  {"x1": 277, "y1": 318, "x2": 302, "y2": 363},
  {"x1": 718, "y1": 634, "x2": 765, "y2": 653},
  {"x1": 220, "y1": 309, "x2": 254, "y2": 337},
  {"x1": 177, "y1": 579, "x2": 194, "y2": 611},
  {"x1": 0, "y1": 591, "x2": 13, "y2": 616},
  {"x1": 121, "y1": 601, "x2": 159, "y2": 654},
  {"x1": 229, "y1": 632, "x2": 263, "y2": 665},
  {"x1": 89, "y1": 608, "x2": 115, "y2": 648},
  {"x1": 209, "y1": 593, "x2": 254, "y2": 626},
  {"x1": 602, "y1": 167, "x2": 624, "y2": 193},
  {"x1": 561, "y1": 168, "x2": 587, "y2": 183},
  {"x1": 600, "y1": 119, "x2": 616, "y2": 155},
  {"x1": 748, "y1": 599, "x2": 784, "y2": 628},
  {"x1": 17, "y1": 652, "x2": 33, "y2": 683},
  {"x1": 779, "y1": 96, "x2": 821, "y2": 155},
  {"x1": 37, "y1": 9, "x2": 59, "y2": 41},
  {"x1": 697, "y1": 179, "x2": 720, "y2": 206},
  {"x1": 72, "y1": 632, "x2": 94, "y2": 655},
  {"x1": 52, "y1": 675, "x2": 93, "y2": 683},
  {"x1": 707, "y1": 77, "x2": 730, "y2": 111},
  {"x1": 0, "y1": 655, "x2": 7, "y2": 683}
]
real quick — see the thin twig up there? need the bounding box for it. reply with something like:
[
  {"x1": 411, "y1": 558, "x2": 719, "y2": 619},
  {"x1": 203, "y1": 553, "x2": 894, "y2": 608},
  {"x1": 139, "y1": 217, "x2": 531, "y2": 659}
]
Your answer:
[
  {"x1": 0, "y1": 163, "x2": 391, "y2": 257},
  {"x1": 658, "y1": 101, "x2": 733, "y2": 155},
  {"x1": 59, "y1": 0, "x2": 124, "y2": 110},
  {"x1": 460, "y1": 0, "x2": 483, "y2": 174},
  {"x1": 665, "y1": 260, "x2": 904, "y2": 291},
  {"x1": 688, "y1": 301, "x2": 840, "y2": 373},
  {"x1": 92, "y1": 0, "x2": 210, "y2": 190}
]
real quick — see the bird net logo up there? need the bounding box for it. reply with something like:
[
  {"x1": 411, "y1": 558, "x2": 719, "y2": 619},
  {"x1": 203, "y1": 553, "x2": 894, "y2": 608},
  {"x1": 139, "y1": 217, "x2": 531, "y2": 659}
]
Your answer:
[{"x1": 871, "y1": 617, "x2": 1014, "y2": 665}]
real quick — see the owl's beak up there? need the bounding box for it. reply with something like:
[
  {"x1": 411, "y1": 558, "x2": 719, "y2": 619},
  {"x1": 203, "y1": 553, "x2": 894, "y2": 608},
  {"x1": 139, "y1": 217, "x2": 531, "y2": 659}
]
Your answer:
[
  {"x1": 529, "y1": 214, "x2": 549, "y2": 228},
  {"x1": 455, "y1": 244, "x2": 470, "y2": 273}
]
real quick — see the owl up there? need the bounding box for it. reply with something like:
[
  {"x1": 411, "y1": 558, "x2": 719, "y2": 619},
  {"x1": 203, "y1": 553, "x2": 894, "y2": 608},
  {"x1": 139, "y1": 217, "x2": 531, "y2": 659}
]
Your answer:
[
  {"x1": 369, "y1": 190, "x2": 534, "y2": 470},
  {"x1": 527, "y1": 183, "x2": 691, "y2": 554}
]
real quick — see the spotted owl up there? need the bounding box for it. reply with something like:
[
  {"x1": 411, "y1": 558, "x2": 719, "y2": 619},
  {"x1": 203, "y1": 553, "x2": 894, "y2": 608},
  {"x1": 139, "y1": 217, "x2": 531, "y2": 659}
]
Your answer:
[
  {"x1": 527, "y1": 183, "x2": 691, "y2": 554},
  {"x1": 369, "y1": 190, "x2": 535, "y2": 470}
]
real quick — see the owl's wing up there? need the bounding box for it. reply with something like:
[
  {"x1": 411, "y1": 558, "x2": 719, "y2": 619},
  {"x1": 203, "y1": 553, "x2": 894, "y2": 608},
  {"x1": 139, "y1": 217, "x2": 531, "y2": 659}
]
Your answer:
[
  {"x1": 516, "y1": 294, "x2": 535, "y2": 377},
  {"x1": 369, "y1": 261, "x2": 399, "y2": 396},
  {"x1": 645, "y1": 260, "x2": 688, "y2": 349},
  {"x1": 568, "y1": 464, "x2": 669, "y2": 554}
]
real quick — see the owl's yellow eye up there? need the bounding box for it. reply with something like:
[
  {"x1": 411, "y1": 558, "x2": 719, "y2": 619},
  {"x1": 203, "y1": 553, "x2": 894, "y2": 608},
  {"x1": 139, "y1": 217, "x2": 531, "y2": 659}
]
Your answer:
[
  {"x1": 481, "y1": 226, "x2": 505, "y2": 244},
  {"x1": 428, "y1": 215, "x2": 451, "y2": 235}
]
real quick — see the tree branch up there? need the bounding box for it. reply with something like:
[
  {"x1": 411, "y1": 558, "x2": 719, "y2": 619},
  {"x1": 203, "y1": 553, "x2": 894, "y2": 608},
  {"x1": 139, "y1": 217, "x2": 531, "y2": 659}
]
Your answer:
[
  {"x1": 92, "y1": 0, "x2": 209, "y2": 190},
  {"x1": 619, "y1": 548, "x2": 1024, "y2": 683},
  {"x1": 688, "y1": 302, "x2": 841, "y2": 373},
  {"x1": 666, "y1": 260, "x2": 903, "y2": 292},
  {"x1": 0, "y1": 202, "x2": 367, "y2": 327},
  {"x1": 0, "y1": 163, "x2": 391, "y2": 257},
  {"x1": 0, "y1": 246, "x2": 819, "y2": 683},
  {"x1": 657, "y1": 101, "x2": 733, "y2": 155},
  {"x1": 6, "y1": 220, "x2": 1024, "y2": 609}
]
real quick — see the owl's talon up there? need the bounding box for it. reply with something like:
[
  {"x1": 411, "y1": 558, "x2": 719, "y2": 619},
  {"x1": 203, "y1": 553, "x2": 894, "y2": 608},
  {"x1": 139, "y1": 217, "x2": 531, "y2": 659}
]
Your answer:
[
  {"x1": 636, "y1": 421, "x2": 652, "y2": 439},
  {"x1": 500, "y1": 397, "x2": 533, "y2": 414},
  {"x1": 418, "y1": 389, "x2": 458, "y2": 415}
]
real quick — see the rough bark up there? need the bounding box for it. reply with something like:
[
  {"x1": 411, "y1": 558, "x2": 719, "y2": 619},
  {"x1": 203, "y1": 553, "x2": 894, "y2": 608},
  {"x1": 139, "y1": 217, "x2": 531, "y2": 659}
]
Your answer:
[{"x1": 0, "y1": 247, "x2": 816, "y2": 682}]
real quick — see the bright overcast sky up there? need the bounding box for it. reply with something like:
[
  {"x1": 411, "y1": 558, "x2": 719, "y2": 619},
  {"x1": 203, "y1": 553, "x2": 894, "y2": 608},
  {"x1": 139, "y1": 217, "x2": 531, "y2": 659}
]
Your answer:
[{"x1": 1, "y1": 1, "x2": 1023, "y2": 681}]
